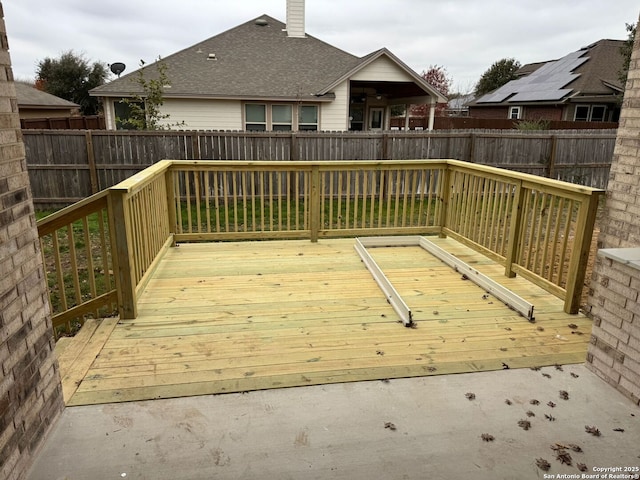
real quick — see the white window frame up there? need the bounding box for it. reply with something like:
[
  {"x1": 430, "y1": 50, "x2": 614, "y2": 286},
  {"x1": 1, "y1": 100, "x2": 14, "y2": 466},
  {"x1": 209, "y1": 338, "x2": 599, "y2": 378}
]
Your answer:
[
  {"x1": 244, "y1": 103, "x2": 267, "y2": 131},
  {"x1": 508, "y1": 106, "x2": 521, "y2": 120},
  {"x1": 574, "y1": 104, "x2": 608, "y2": 122},
  {"x1": 298, "y1": 105, "x2": 319, "y2": 131},
  {"x1": 271, "y1": 104, "x2": 293, "y2": 131},
  {"x1": 574, "y1": 105, "x2": 590, "y2": 122},
  {"x1": 244, "y1": 103, "x2": 319, "y2": 131},
  {"x1": 590, "y1": 105, "x2": 607, "y2": 122}
]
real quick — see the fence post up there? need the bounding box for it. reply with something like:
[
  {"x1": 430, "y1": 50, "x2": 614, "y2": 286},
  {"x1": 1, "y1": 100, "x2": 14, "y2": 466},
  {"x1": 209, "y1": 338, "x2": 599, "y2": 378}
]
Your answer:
[
  {"x1": 504, "y1": 180, "x2": 525, "y2": 278},
  {"x1": 190, "y1": 132, "x2": 200, "y2": 159},
  {"x1": 310, "y1": 165, "x2": 320, "y2": 242},
  {"x1": 547, "y1": 135, "x2": 558, "y2": 179},
  {"x1": 468, "y1": 133, "x2": 476, "y2": 162},
  {"x1": 290, "y1": 132, "x2": 298, "y2": 161},
  {"x1": 108, "y1": 188, "x2": 137, "y2": 319},
  {"x1": 382, "y1": 132, "x2": 390, "y2": 160},
  {"x1": 563, "y1": 193, "x2": 601, "y2": 313},
  {"x1": 85, "y1": 131, "x2": 99, "y2": 194}
]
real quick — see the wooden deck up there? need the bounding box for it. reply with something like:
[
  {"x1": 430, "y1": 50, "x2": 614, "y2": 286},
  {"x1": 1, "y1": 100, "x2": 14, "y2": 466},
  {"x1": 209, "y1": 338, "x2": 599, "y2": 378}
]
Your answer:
[{"x1": 58, "y1": 237, "x2": 592, "y2": 406}]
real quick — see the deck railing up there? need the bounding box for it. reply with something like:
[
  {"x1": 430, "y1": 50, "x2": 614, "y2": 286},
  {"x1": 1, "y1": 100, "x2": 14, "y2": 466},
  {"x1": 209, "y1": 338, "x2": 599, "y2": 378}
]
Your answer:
[
  {"x1": 37, "y1": 159, "x2": 603, "y2": 336},
  {"x1": 37, "y1": 191, "x2": 118, "y2": 335}
]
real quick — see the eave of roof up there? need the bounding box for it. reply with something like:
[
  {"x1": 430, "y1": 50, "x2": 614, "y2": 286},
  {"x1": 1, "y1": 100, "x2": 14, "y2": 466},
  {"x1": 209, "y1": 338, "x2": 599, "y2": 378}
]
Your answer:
[{"x1": 316, "y1": 48, "x2": 447, "y2": 103}]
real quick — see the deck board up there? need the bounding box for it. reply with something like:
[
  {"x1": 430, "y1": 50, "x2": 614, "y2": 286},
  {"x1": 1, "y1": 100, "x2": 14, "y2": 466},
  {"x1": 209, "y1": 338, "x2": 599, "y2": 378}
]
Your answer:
[{"x1": 63, "y1": 237, "x2": 592, "y2": 406}]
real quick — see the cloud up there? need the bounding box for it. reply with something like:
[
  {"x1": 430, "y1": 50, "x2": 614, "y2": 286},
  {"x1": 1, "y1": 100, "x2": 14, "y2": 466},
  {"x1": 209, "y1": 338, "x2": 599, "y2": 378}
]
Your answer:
[{"x1": 4, "y1": 0, "x2": 638, "y2": 91}]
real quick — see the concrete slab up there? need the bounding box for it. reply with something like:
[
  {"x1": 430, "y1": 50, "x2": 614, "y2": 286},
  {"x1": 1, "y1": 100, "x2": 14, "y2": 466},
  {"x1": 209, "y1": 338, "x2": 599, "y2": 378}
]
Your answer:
[{"x1": 27, "y1": 365, "x2": 640, "y2": 480}]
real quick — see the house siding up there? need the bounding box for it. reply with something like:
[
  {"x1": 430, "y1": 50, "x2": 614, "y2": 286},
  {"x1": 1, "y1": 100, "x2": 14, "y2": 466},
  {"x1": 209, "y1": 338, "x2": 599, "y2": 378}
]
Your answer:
[
  {"x1": 286, "y1": 0, "x2": 305, "y2": 38},
  {"x1": 159, "y1": 99, "x2": 242, "y2": 131},
  {"x1": 351, "y1": 56, "x2": 415, "y2": 82},
  {"x1": 0, "y1": 4, "x2": 65, "y2": 479},
  {"x1": 586, "y1": 18, "x2": 640, "y2": 405},
  {"x1": 320, "y1": 81, "x2": 349, "y2": 131}
]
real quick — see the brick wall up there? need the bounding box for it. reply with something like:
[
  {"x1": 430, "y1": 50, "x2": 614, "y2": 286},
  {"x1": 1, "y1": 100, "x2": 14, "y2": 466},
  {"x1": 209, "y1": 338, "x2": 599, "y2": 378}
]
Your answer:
[
  {"x1": 523, "y1": 105, "x2": 563, "y2": 121},
  {"x1": 586, "y1": 14, "x2": 640, "y2": 405},
  {"x1": 468, "y1": 106, "x2": 510, "y2": 119},
  {"x1": 0, "y1": 3, "x2": 65, "y2": 480}
]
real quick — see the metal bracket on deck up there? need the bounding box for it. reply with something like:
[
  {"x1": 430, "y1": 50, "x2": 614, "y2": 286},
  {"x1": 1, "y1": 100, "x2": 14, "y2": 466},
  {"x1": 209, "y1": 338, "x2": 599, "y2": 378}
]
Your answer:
[{"x1": 355, "y1": 236, "x2": 535, "y2": 324}]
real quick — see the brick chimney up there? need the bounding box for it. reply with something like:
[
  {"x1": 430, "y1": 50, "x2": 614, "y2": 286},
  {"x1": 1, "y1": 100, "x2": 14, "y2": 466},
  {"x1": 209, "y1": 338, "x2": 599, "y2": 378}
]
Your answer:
[{"x1": 286, "y1": 0, "x2": 305, "y2": 38}]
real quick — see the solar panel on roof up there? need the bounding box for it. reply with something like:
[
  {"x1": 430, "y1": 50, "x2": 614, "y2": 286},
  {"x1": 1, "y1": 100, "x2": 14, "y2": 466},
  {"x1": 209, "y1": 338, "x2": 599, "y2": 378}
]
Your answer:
[
  {"x1": 509, "y1": 89, "x2": 572, "y2": 102},
  {"x1": 475, "y1": 50, "x2": 588, "y2": 104},
  {"x1": 476, "y1": 92, "x2": 512, "y2": 103}
]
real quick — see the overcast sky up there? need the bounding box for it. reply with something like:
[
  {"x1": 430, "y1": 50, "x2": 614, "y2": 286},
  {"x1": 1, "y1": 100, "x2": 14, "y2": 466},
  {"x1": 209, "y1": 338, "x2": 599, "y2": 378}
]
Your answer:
[{"x1": 4, "y1": 0, "x2": 639, "y2": 93}]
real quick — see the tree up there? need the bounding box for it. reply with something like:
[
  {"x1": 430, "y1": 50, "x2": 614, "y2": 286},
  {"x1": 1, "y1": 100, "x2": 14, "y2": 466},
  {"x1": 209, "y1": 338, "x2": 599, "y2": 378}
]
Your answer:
[
  {"x1": 474, "y1": 58, "x2": 521, "y2": 97},
  {"x1": 36, "y1": 50, "x2": 108, "y2": 115},
  {"x1": 118, "y1": 58, "x2": 183, "y2": 130},
  {"x1": 411, "y1": 65, "x2": 452, "y2": 116},
  {"x1": 619, "y1": 22, "x2": 637, "y2": 87}
]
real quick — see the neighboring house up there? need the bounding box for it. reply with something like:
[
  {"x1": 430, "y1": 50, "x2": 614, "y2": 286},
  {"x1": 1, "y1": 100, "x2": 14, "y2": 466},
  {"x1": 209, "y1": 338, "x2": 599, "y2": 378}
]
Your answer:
[
  {"x1": 446, "y1": 94, "x2": 474, "y2": 116},
  {"x1": 90, "y1": 0, "x2": 446, "y2": 132},
  {"x1": 15, "y1": 81, "x2": 80, "y2": 119},
  {"x1": 469, "y1": 39, "x2": 625, "y2": 123}
]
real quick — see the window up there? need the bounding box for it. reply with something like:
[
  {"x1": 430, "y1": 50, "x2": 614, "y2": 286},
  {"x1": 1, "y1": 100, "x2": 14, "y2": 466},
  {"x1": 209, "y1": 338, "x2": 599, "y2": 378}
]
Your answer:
[
  {"x1": 574, "y1": 105, "x2": 589, "y2": 121},
  {"x1": 299, "y1": 105, "x2": 318, "y2": 131},
  {"x1": 244, "y1": 103, "x2": 317, "y2": 131},
  {"x1": 574, "y1": 104, "x2": 607, "y2": 122},
  {"x1": 114, "y1": 99, "x2": 144, "y2": 130},
  {"x1": 245, "y1": 104, "x2": 266, "y2": 131},
  {"x1": 272, "y1": 105, "x2": 292, "y2": 131},
  {"x1": 508, "y1": 106, "x2": 521, "y2": 120},
  {"x1": 590, "y1": 105, "x2": 606, "y2": 122}
]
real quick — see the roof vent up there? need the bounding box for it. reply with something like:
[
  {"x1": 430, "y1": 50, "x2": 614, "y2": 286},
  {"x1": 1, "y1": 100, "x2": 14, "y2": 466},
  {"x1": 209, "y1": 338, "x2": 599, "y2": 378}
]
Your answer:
[
  {"x1": 255, "y1": 18, "x2": 268, "y2": 26},
  {"x1": 207, "y1": 53, "x2": 217, "y2": 60}
]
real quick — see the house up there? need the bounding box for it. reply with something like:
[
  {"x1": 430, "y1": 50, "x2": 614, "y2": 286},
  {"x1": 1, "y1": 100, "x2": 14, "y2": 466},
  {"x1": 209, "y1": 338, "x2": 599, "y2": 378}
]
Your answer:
[
  {"x1": 446, "y1": 94, "x2": 474, "y2": 117},
  {"x1": 15, "y1": 81, "x2": 80, "y2": 119},
  {"x1": 468, "y1": 39, "x2": 625, "y2": 123},
  {"x1": 90, "y1": 0, "x2": 446, "y2": 132}
]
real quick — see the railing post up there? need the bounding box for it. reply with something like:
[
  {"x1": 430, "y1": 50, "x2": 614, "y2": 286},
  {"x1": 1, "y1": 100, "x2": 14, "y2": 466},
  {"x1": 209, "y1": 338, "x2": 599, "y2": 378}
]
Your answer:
[
  {"x1": 504, "y1": 180, "x2": 525, "y2": 278},
  {"x1": 165, "y1": 166, "x2": 177, "y2": 241},
  {"x1": 108, "y1": 188, "x2": 137, "y2": 319},
  {"x1": 310, "y1": 165, "x2": 320, "y2": 242},
  {"x1": 563, "y1": 193, "x2": 601, "y2": 314},
  {"x1": 438, "y1": 164, "x2": 452, "y2": 238}
]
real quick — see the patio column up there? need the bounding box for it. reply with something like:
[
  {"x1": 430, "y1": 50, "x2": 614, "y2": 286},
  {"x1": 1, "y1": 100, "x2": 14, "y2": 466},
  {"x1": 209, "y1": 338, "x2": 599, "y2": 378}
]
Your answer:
[
  {"x1": 428, "y1": 98, "x2": 436, "y2": 131},
  {"x1": 404, "y1": 104, "x2": 410, "y2": 130}
]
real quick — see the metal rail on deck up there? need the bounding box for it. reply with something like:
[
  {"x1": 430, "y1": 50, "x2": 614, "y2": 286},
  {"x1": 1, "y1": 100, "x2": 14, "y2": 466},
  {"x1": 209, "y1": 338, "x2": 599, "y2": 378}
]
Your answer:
[
  {"x1": 354, "y1": 238, "x2": 414, "y2": 327},
  {"x1": 356, "y1": 236, "x2": 535, "y2": 324}
]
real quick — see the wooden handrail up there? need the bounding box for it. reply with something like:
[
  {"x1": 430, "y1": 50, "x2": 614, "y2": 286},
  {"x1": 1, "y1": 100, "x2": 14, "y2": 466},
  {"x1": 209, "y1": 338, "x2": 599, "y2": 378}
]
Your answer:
[{"x1": 39, "y1": 158, "x2": 604, "y2": 332}]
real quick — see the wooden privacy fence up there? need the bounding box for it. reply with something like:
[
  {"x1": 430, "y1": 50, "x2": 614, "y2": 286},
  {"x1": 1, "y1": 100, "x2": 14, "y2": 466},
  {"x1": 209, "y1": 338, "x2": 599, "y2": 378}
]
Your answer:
[
  {"x1": 37, "y1": 159, "x2": 603, "y2": 337},
  {"x1": 24, "y1": 129, "x2": 615, "y2": 207}
]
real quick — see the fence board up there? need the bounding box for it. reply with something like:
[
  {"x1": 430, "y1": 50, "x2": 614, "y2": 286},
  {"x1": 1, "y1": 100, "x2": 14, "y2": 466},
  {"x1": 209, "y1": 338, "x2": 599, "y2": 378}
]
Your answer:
[{"x1": 24, "y1": 129, "x2": 616, "y2": 208}]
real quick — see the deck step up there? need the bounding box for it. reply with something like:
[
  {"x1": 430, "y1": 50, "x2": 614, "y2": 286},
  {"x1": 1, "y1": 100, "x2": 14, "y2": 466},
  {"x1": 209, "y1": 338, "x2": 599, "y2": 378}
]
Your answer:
[{"x1": 54, "y1": 317, "x2": 120, "y2": 404}]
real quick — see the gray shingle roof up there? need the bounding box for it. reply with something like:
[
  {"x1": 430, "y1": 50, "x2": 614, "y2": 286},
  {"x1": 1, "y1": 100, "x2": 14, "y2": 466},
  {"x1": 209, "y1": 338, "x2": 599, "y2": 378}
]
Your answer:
[
  {"x1": 15, "y1": 82, "x2": 80, "y2": 108},
  {"x1": 91, "y1": 15, "x2": 362, "y2": 100}
]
